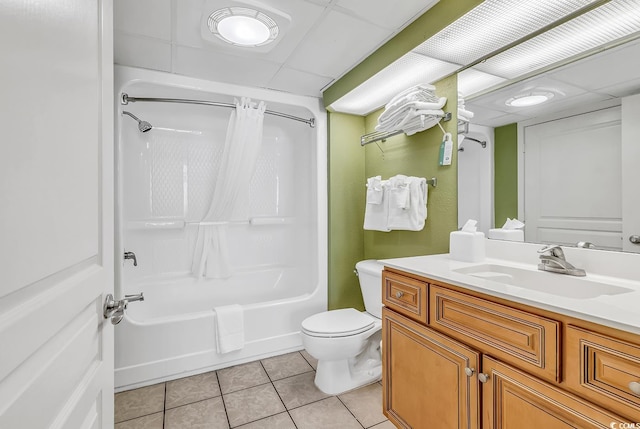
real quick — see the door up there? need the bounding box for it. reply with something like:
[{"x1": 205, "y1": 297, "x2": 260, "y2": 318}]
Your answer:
[
  {"x1": 481, "y1": 356, "x2": 624, "y2": 428},
  {"x1": 621, "y1": 94, "x2": 640, "y2": 253},
  {"x1": 382, "y1": 308, "x2": 480, "y2": 429},
  {"x1": 524, "y1": 107, "x2": 624, "y2": 251},
  {"x1": 0, "y1": 1, "x2": 114, "y2": 428}
]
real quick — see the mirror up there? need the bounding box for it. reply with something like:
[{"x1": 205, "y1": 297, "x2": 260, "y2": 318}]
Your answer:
[{"x1": 457, "y1": 34, "x2": 640, "y2": 253}]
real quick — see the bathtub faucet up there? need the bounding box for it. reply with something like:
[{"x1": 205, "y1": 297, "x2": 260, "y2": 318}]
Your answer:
[{"x1": 124, "y1": 251, "x2": 137, "y2": 266}]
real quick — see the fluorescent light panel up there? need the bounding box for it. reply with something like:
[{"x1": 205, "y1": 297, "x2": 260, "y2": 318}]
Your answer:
[
  {"x1": 473, "y1": 0, "x2": 640, "y2": 79},
  {"x1": 328, "y1": 53, "x2": 459, "y2": 115},
  {"x1": 412, "y1": 0, "x2": 599, "y2": 66},
  {"x1": 457, "y1": 68, "x2": 507, "y2": 98}
]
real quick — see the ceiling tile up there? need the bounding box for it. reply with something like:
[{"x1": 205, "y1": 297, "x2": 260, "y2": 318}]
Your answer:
[
  {"x1": 174, "y1": 46, "x2": 281, "y2": 87},
  {"x1": 267, "y1": 67, "x2": 333, "y2": 97},
  {"x1": 175, "y1": 0, "x2": 326, "y2": 64},
  {"x1": 546, "y1": 39, "x2": 640, "y2": 93},
  {"x1": 114, "y1": 0, "x2": 172, "y2": 40},
  {"x1": 114, "y1": 33, "x2": 172, "y2": 72},
  {"x1": 285, "y1": 9, "x2": 392, "y2": 78},
  {"x1": 335, "y1": 0, "x2": 438, "y2": 30}
]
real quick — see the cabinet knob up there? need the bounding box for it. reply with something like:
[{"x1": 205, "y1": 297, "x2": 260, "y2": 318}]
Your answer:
[
  {"x1": 629, "y1": 381, "x2": 640, "y2": 396},
  {"x1": 478, "y1": 373, "x2": 490, "y2": 383},
  {"x1": 464, "y1": 367, "x2": 475, "y2": 377},
  {"x1": 395, "y1": 291, "x2": 404, "y2": 299}
]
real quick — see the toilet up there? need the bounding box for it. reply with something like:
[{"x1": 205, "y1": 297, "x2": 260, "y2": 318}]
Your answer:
[{"x1": 301, "y1": 260, "x2": 384, "y2": 395}]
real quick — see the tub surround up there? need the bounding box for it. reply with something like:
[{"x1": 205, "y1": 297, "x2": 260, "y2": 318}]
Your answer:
[{"x1": 381, "y1": 239, "x2": 640, "y2": 334}]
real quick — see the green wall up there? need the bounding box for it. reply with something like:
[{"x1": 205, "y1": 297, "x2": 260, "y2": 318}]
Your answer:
[
  {"x1": 324, "y1": 0, "x2": 484, "y2": 310},
  {"x1": 494, "y1": 123, "x2": 518, "y2": 227},
  {"x1": 363, "y1": 76, "x2": 458, "y2": 259},
  {"x1": 328, "y1": 112, "x2": 367, "y2": 311}
]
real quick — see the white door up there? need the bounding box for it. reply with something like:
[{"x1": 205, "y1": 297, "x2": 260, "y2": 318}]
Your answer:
[
  {"x1": 621, "y1": 94, "x2": 640, "y2": 253},
  {"x1": 524, "y1": 107, "x2": 623, "y2": 251},
  {"x1": 0, "y1": 1, "x2": 114, "y2": 428}
]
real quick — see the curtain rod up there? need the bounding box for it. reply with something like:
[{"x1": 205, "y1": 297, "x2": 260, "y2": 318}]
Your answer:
[{"x1": 121, "y1": 93, "x2": 315, "y2": 128}]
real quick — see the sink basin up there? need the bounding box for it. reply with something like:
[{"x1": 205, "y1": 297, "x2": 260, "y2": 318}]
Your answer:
[{"x1": 453, "y1": 264, "x2": 633, "y2": 299}]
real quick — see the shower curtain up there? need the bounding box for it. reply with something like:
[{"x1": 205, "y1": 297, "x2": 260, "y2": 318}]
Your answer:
[{"x1": 192, "y1": 97, "x2": 266, "y2": 278}]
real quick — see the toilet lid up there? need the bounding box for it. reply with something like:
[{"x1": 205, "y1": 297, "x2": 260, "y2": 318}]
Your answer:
[{"x1": 301, "y1": 308, "x2": 375, "y2": 337}]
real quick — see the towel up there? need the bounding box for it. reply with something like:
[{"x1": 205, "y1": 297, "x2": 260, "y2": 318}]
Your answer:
[
  {"x1": 366, "y1": 176, "x2": 384, "y2": 204},
  {"x1": 214, "y1": 304, "x2": 244, "y2": 353},
  {"x1": 364, "y1": 179, "x2": 390, "y2": 232},
  {"x1": 387, "y1": 176, "x2": 427, "y2": 231}
]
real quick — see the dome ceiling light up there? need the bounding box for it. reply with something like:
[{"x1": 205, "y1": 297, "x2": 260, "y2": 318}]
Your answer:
[
  {"x1": 208, "y1": 7, "x2": 279, "y2": 47},
  {"x1": 505, "y1": 91, "x2": 555, "y2": 107}
]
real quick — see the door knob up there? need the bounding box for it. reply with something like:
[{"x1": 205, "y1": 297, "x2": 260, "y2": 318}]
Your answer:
[
  {"x1": 629, "y1": 381, "x2": 640, "y2": 396},
  {"x1": 629, "y1": 235, "x2": 640, "y2": 244},
  {"x1": 395, "y1": 291, "x2": 404, "y2": 299},
  {"x1": 464, "y1": 367, "x2": 475, "y2": 377},
  {"x1": 478, "y1": 373, "x2": 490, "y2": 383}
]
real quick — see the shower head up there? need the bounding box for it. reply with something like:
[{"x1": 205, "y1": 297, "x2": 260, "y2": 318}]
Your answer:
[{"x1": 122, "y1": 111, "x2": 152, "y2": 133}]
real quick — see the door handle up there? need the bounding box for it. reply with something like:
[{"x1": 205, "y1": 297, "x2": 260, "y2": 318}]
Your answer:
[
  {"x1": 629, "y1": 235, "x2": 640, "y2": 244},
  {"x1": 103, "y1": 293, "x2": 144, "y2": 325}
]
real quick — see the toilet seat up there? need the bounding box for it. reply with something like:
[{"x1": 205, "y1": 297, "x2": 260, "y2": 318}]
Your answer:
[{"x1": 302, "y1": 308, "x2": 376, "y2": 338}]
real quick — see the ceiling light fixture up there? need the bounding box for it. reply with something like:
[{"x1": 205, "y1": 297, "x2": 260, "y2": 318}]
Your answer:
[
  {"x1": 505, "y1": 91, "x2": 554, "y2": 107},
  {"x1": 208, "y1": 7, "x2": 279, "y2": 47}
]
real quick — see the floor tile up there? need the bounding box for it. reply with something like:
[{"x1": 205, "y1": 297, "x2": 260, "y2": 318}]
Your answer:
[
  {"x1": 339, "y1": 383, "x2": 386, "y2": 428},
  {"x1": 164, "y1": 397, "x2": 229, "y2": 429},
  {"x1": 235, "y1": 412, "x2": 296, "y2": 429},
  {"x1": 370, "y1": 420, "x2": 396, "y2": 429},
  {"x1": 115, "y1": 412, "x2": 163, "y2": 429},
  {"x1": 115, "y1": 383, "x2": 165, "y2": 423},
  {"x1": 217, "y1": 361, "x2": 270, "y2": 394},
  {"x1": 300, "y1": 349, "x2": 318, "y2": 370},
  {"x1": 223, "y1": 383, "x2": 286, "y2": 427},
  {"x1": 289, "y1": 397, "x2": 363, "y2": 429},
  {"x1": 273, "y1": 372, "x2": 330, "y2": 409},
  {"x1": 261, "y1": 352, "x2": 314, "y2": 381},
  {"x1": 166, "y1": 371, "x2": 221, "y2": 409}
]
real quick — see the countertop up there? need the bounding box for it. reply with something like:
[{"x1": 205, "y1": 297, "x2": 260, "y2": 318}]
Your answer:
[{"x1": 380, "y1": 253, "x2": 640, "y2": 335}]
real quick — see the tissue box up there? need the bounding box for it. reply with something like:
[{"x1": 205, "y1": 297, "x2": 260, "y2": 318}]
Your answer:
[
  {"x1": 488, "y1": 229, "x2": 524, "y2": 242},
  {"x1": 450, "y1": 231, "x2": 486, "y2": 262}
]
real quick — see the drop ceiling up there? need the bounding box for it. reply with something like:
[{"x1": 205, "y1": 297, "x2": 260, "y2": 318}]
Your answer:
[{"x1": 113, "y1": 0, "x2": 439, "y2": 97}]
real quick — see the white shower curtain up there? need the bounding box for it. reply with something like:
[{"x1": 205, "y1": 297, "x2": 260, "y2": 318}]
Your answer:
[{"x1": 192, "y1": 97, "x2": 266, "y2": 278}]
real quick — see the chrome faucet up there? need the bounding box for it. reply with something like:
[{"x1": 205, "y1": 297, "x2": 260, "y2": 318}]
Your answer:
[{"x1": 537, "y1": 245, "x2": 586, "y2": 277}]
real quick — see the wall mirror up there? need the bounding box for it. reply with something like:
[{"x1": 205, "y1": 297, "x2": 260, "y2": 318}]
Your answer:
[{"x1": 456, "y1": 3, "x2": 640, "y2": 253}]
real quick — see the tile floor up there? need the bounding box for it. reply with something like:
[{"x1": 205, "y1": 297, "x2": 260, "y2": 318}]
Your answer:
[{"x1": 115, "y1": 350, "x2": 395, "y2": 429}]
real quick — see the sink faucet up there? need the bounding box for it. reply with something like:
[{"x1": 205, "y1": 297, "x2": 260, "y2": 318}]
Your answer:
[{"x1": 537, "y1": 245, "x2": 586, "y2": 277}]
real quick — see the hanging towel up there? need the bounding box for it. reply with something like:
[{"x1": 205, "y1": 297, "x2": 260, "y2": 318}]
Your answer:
[
  {"x1": 387, "y1": 176, "x2": 427, "y2": 231},
  {"x1": 364, "y1": 178, "x2": 390, "y2": 232},
  {"x1": 214, "y1": 304, "x2": 244, "y2": 353},
  {"x1": 366, "y1": 176, "x2": 384, "y2": 205}
]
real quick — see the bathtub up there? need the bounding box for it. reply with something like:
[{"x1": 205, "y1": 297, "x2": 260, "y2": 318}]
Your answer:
[{"x1": 114, "y1": 66, "x2": 327, "y2": 391}]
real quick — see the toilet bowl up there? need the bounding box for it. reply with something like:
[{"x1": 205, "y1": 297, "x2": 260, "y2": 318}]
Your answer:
[{"x1": 300, "y1": 260, "x2": 384, "y2": 395}]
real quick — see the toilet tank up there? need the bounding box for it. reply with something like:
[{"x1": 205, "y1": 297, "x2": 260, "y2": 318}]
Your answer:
[{"x1": 355, "y1": 260, "x2": 384, "y2": 319}]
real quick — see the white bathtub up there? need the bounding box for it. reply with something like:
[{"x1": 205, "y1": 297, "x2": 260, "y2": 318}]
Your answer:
[{"x1": 114, "y1": 66, "x2": 327, "y2": 391}]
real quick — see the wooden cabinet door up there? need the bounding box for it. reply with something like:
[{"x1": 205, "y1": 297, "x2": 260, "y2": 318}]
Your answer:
[
  {"x1": 382, "y1": 307, "x2": 480, "y2": 429},
  {"x1": 482, "y1": 356, "x2": 625, "y2": 429}
]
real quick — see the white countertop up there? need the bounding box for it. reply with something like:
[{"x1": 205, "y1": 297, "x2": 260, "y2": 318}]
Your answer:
[{"x1": 380, "y1": 248, "x2": 640, "y2": 335}]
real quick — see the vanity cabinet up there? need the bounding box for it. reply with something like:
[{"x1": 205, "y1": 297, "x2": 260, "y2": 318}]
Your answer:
[
  {"x1": 382, "y1": 307, "x2": 480, "y2": 429},
  {"x1": 382, "y1": 268, "x2": 637, "y2": 429}
]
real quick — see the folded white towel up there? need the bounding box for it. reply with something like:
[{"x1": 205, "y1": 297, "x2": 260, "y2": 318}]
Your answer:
[
  {"x1": 214, "y1": 304, "x2": 244, "y2": 354},
  {"x1": 364, "y1": 180, "x2": 390, "y2": 232},
  {"x1": 458, "y1": 108, "x2": 474, "y2": 120},
  {"x1": 366, "y1": 176, "x2": 384, "y2": 204}
]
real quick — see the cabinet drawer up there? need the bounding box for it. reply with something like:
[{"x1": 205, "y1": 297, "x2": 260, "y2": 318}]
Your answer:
[
  {"x1": 565, "y1": 325, "x2": 640, "y2": 422},
  {"x1": 382, "y1": 271, "x2": 428, "y2": 323},
  {"x1": 429, "y1": 284, "x2": 560, "y2": 382}
]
